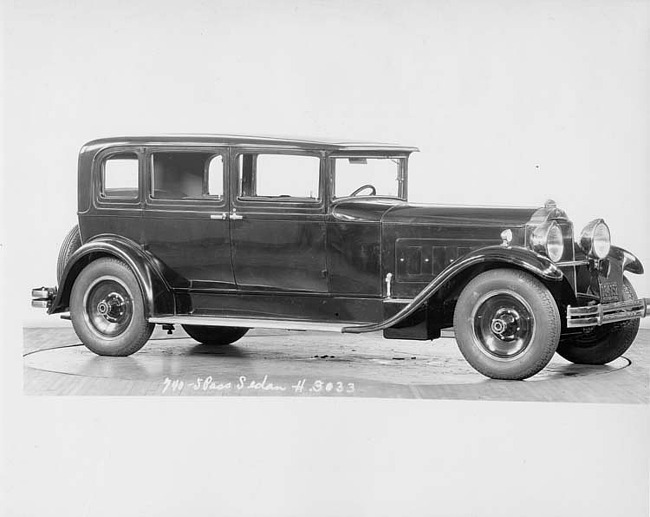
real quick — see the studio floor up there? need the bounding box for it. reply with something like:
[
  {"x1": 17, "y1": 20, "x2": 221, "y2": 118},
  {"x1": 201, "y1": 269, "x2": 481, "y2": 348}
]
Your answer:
[{"x1": 23, "y1": 325, "x2": 649, "y2": 403}]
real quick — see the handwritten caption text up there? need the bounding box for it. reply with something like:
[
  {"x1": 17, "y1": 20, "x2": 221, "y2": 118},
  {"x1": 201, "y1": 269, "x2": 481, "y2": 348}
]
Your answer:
[{"x1": 162, "y1": 375, "x2": 355, "y2": 395}]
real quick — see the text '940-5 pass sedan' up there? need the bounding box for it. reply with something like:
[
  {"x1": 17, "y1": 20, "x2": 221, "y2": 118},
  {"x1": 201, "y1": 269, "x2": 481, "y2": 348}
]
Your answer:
[{"x1": 31, "y1": 135, "x2": 650, "y2": 380}]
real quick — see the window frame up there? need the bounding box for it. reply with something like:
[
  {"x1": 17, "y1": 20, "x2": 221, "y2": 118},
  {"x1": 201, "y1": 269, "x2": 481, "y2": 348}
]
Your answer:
[
  {"x1": 94, "y1": 146, "x2": 143, "y2": 208},
  {"x1": 329, "y1": 153, "x2": 409, "y2": 202},
  {"x1": 231, "y1": 148, "x2": 325, "y2": 210},
  {"x1": 143, "y1": 146, "x2": 229, "y2": 209}
]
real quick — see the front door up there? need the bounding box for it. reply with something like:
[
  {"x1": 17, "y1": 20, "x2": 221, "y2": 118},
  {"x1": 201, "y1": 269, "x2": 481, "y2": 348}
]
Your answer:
[
  {"x1": 229, "y1": 149, "x2": 328, "y2": 293},
  {"x1": 142, "y1": 146, "x2": 235, "y2": 290}
]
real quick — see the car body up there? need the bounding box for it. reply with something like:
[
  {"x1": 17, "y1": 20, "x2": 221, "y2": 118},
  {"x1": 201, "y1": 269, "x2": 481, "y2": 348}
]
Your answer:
[{"x1": 32, "y1": 135, "x2": 650, "y2": 379}]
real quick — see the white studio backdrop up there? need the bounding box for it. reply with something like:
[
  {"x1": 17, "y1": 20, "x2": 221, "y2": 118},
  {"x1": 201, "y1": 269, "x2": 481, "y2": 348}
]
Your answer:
[
  {"x1": 3, "y1": 0, "x2": 649, "y2": 328},
  {"x1": 3, "y1": 3, "x2": 650, "y2": 517}
]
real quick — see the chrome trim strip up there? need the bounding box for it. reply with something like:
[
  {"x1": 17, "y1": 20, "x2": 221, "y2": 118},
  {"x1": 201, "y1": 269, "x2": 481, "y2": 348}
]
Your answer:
[
  {"x1": 383, "y1": 298, "x2": 414, "y2": 304},
  {"x1": 566, "y1": 298, "x2": 650, "y2": 328},
  {"x1": 556, "y1": 259, "x2": 590, "y2": 267},
  {"x1": 149, "y1": 316, "x2": 356, "y2": 332},
  {"x1": 568, "y1": 298, "x2": 644, "y2": 315}
]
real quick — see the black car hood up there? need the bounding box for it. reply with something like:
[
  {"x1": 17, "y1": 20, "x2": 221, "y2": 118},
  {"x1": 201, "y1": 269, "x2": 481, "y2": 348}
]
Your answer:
[
  {"x1": 331, "y1": 198, "x2": 539, "y2": 227},
  {"x1": 383, "y1": 203, "x2": 539, "y2": 227}
]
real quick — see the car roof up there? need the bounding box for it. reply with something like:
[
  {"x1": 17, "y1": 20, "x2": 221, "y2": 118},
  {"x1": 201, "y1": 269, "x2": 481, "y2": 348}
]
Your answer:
[{"x1": 81, "y1": 134, "x2": 419, "y2": 153}]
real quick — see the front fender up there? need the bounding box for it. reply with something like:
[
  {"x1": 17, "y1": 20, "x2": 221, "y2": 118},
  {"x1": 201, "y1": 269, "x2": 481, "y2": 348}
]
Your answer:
[
  {"x1": 460, "y1": 245, "x2": 563, "y2": 281},
  {"x1": 50, "y1": 234, "x2": 175, "y2": 317},
  {"x1": 344, "y1": 245, "x2": 562, "y2": 333},
  {"x1": 609, "y1": 245, "x2": 644, "y2": 274}
]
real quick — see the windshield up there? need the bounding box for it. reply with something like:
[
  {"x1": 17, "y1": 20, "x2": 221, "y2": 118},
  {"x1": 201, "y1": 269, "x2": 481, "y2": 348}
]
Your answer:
[{"x1": 332, "y1": 156, "x2": 405, "y2": 199}]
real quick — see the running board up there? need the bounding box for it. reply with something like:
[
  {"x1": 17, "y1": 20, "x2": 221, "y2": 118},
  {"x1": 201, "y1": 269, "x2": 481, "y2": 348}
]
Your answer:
[{"x1": 149, "y1": 315, "x2": 365, "y2": 333}]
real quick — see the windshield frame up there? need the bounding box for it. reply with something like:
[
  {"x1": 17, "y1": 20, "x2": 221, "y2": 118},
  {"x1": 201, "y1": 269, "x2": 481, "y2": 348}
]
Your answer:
[{"x1": 329, "y1": 153, "x2": 409, "y2": 202}]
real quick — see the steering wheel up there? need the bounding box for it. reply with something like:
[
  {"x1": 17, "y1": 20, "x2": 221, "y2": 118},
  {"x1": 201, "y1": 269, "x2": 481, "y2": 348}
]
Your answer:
[{"x1": 350, "y1": 184, "x2": 377, "y2": 197}]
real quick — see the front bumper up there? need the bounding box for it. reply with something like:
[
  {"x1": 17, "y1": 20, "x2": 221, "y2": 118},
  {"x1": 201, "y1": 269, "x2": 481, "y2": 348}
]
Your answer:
[{"x1": 566, "y1": 298, "x2": 650, "y2": 328}]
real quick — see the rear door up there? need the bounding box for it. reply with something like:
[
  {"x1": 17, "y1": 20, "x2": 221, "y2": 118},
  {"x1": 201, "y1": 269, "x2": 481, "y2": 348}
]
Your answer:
[{"x1": 142, "y1": 146, "x2": 235, "y2": 290}]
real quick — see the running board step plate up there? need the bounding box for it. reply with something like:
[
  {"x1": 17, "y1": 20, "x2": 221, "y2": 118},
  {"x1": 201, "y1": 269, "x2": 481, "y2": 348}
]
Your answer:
[{"x1": 149, "y1": 316, "x2": 367, "y2": 333}]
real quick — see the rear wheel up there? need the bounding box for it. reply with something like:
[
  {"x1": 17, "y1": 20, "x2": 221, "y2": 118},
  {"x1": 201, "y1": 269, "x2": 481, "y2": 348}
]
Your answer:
[
  {"x1": 182, "y1": 325, "x2": 248, "y2": 345},
  {"x1": 557, "y1": 277, "x2": 639, "y2": 365},
  {"x1": 70, "y1": 258, "x2": 153, "y2": 356},
  {"x1": 453, "y1": 269, "x2": 561, "y2": 380}
]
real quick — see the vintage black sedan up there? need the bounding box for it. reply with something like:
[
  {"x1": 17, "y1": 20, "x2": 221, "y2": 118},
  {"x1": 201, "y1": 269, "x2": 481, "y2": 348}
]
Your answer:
[{"x1": 32, "y1": 135, "x2": 649, "y2": 380}]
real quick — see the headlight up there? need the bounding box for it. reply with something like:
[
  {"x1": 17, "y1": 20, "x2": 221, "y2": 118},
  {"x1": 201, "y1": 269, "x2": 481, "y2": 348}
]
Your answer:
[
  {"x1": 530, "y1": 221, "x2": 564, "y2": 262},
  {"x1": 579, "y1": 219, "x2": 611, "y2": 259}
]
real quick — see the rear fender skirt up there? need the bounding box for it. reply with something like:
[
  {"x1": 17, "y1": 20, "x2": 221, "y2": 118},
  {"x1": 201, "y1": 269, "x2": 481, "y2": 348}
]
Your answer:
[
  {"x1": 343, "y1": 245, "x2": 562, "y2": 333},
  {"x1": 49, "y1": 234, "x2": 174, "y2": 317},
  {"x1": 609, "y1": 245, "x2": 644, "y2": 274}
]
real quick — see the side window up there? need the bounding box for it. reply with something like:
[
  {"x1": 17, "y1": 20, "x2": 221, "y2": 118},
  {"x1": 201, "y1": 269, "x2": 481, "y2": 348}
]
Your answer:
[
  {"x1": 333, "y1": 157, "x2": 403, "y2": 199},
  {"x1": 102, "y1": 153, "x2": 139, "y2": 199},
  {"x1": 151, "y1": 151, "x2": 224, "y2": 200},
  {"x1": 207, "y1": 155, "x2": 223, "y2": 196},
  {"x1": 238, "y1": 153, "x2": 320, "y2": 201}
]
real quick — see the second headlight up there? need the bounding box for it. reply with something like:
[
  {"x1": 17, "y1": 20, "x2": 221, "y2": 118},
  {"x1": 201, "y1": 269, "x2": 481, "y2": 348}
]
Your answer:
[{"x1": 579, "y1": 219, "x2": 611, "y2": 259}]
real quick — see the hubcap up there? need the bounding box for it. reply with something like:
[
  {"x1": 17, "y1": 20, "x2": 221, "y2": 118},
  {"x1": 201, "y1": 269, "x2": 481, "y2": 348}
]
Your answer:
[
  {"x1": 472, "y1": 290, "x2": 535, "y2": 359},
  {"x1": 96, "y1": 292, "x2": 127, "y2": 322},
  {"x1": 83, "y1": 277, "x2": 133, "y2": 338},
  {"x1": 489, "y1": 308, "x2": 521, "y2": 340}
]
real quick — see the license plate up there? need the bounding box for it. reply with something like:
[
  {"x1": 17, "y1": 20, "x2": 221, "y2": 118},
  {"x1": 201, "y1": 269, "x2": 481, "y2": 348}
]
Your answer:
[{"x1": 600, "y1": 281, "x2": 619, "y2": 303}]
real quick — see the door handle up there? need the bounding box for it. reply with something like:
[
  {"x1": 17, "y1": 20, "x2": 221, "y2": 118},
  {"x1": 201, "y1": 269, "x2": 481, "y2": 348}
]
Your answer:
[
  {"x1": 230, "y1": 209, "x2": 243, "y2": 221},
  {"x1": 210, "y1": 213, "x2": 228, "y2": 220}
]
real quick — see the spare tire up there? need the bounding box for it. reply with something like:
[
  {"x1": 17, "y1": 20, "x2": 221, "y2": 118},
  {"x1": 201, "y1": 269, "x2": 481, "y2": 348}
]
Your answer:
[{"x1": 57, "y1": 225, "x2": 82, "y2": 284}]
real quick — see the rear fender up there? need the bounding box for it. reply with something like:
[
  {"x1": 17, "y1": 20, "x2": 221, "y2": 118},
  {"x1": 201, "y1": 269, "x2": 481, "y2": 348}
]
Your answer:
[{"x1": 49, "y1": 234, "x2": 174, "y2": 317}]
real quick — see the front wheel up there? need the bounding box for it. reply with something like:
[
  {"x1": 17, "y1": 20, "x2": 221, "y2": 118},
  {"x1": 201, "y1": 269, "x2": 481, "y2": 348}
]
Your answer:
[
  {"x1": 556, "y1": 277, "x2": 639, "y2": 365},
  {"x1": 453, "y1": 269, "x2": 561, "y2": 380},
  {"x1": 70, "y1": 258, "x2": 154, "y2": 356},
  {"x1": 182, "y1": 325, "x2": 248, "y2": 345}
]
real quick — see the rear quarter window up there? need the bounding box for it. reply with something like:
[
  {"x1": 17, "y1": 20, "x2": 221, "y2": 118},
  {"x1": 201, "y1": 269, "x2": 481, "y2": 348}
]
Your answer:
[{"x1": 101, "y1": 152, "x2": 139, "y2": 199}]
